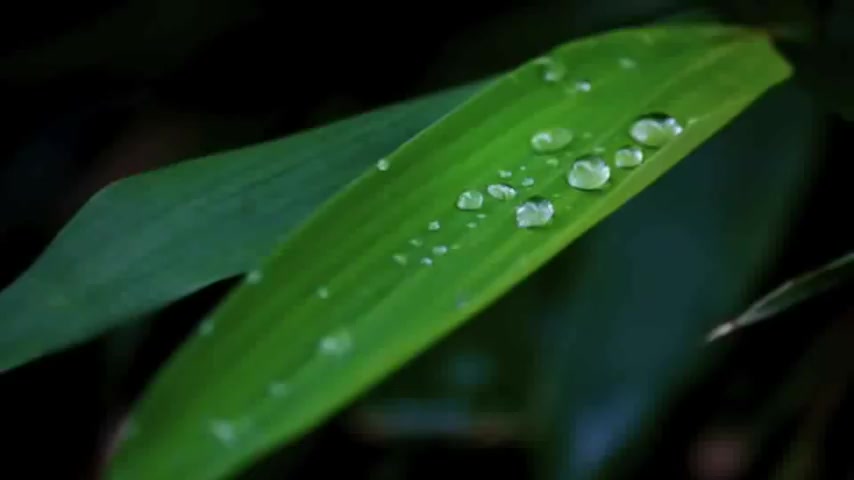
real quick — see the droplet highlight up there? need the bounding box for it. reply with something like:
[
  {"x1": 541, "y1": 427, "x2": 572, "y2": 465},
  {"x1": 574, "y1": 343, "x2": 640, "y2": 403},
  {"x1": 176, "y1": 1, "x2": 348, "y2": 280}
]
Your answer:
[
  {"x1": 421, "y1": 257, "x2": 434, "y2": 266},
  {"x1": 629, "y1": 114, "x2": 683, "y2": 147},
  {"x1": 318, "y1": 329, "x2": 353, "y2": 357},
  {"x1": 521, "y1": 177, "x2": 535, "y2": 187},
  {"x1": 498, "y1": 169, "x2": 513, "y2": 179},
  {"x1": 410, "y1": 238, "x2": 423, "y2": 247},
  {"x1": 427, "y1": 220, "x2": 441, "y2": 231},
  {"x1": 545, "y1": 157, "x2": 560, "y2": 167},
  {"x1": 456, "y1": 190, "x2": 484, "y2": 210},
  {"x1": 392, "y1": 254, "x2": 407, "y2": 266},
  {"x1": 376, "y1": 158, "x2": 390, "y2": 171},
  {"x1": 515, "y1": 197, "x2": 555, "y2": 228},
  {"x1": 533, "y1": 56, "x2": 567, "y2": 83},
  {"x1": 574, "y1": 80, "x2": 592, "y2": 92},
  {"x1": 432, "y1": 245, "x2": 448, "y2": 256},
  {"x1": 568, "y1": 156, "x2": 610, "y2": 190},
  {"x1": 614, "y1": 146, "x2": 644, "y2": 168},
  {"x1": 530, "y1": 128, "x2": 573, "y2": 154}
]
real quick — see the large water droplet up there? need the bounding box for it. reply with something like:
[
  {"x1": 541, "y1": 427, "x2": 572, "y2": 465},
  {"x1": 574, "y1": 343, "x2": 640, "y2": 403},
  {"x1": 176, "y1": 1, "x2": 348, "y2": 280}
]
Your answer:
[
  {"x1": 318, "y1": 329, "x2": 353, "y2": 357},
  {"x1": 516, "y1": 197, "x2": 555, "y2": 228},
  {"x1": 376, "y1": 158, "x2": 390, "y2": 171},
  {"x1": 531, "y1": 128, "x2": 573, "y2": 154},
  {"x1": 268, "y1": 381, "x2": 290, "y2": 398},
  {"x1": 432, "y1": 245, "x2": 448, "y2": 256},
  {"x1": 629, "y1": 115, "x2": 683, "y2": 147},
  {"x1": 456, "y1": 190, "x2": 484, "y2": 210},
  {"x1": 245, "y1": 270, "x2": 262, "y2": 285},
  {"x1": 568, "y1": 156, "x2": 610, "y2": 190},
  {"x1": 521, "y1": 177, "x2": 535, "y2": 187},
  {"x1": 427, "y1": 220, "x2": 441, "y2": 231},
  {"x1": 614, "y1": 146, "x2": 644, "y2": 168},
  {"x1": 533, "y1": 56, "x2": 567, "y2": 83}
]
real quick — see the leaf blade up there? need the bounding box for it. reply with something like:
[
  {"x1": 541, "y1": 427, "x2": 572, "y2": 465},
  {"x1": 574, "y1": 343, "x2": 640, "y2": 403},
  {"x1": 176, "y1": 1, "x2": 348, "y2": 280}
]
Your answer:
[{"x1": 109, "y1": 25, "x2": 792, "y2": 480}]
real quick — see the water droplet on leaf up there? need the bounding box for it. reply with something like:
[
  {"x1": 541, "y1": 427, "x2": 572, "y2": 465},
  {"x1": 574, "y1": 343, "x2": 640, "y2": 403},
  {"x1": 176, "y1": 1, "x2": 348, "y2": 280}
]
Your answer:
[
  {"x1": 316, "y1": 286, "x2": 330, "y2": 299},
  {"x1": 618, "y1": 57, "x2": 637, "y2": 69},
  {"x1": 531, "y1": 128, "x2": 573, "y2": 154},
  {"x1": 629, "y1": 114, "x2": 683, "y2": 147},
  {"x1": 318, "y1": 329, "x2": 353, "y2": 357},
  {"x1": 376, "y1": 158, "x2": 390, "y2": 171},
  {"x1": 568, "y1": 156, "x2": 610, "y2": 190},
  {"x1": 268, "y1": 382, "x2": 290, "y2": 398},
  {"x1": 498, "y1": 170, "x2": 513, "y2": 179},
  {"x1": 432, "y1": 245, "x2": 448, "y2": 256},
  {"x1": 614, "y1": 146, "x2": 644, "y2": 168},
  {"x1": 516, "y1": 197, "x2": 555, "y2": 228},
  {"x1": 410, "y1": 238, "x2": 423, "y2": 247},
  {"x1": 545, "y1": 157, "x2": 560, "y2": 167},
  {"x1": 245, "y1": 270, "x2": 262, "y2": 284},
  {"x1": 427, "y1": 220, "x2": 441, "y2": 231},
  {"x1": 421, "y1": 257, "x2": 433, "y2": 266},
  {"x1": 574, "y1": 80, "x2": 592, "y2": 92},
  {"x1": 521, "y1": 177, "x2": 535, "y2": 187},
  {"x1": 456, "y1": 190, "x2": 484, "y2": 210},
  {"x1": 392, "y1": 254, "x2": 407, "y2": 265},
  {"x1": 533, "y1": 56, "x2": 567, "y2": 83}
]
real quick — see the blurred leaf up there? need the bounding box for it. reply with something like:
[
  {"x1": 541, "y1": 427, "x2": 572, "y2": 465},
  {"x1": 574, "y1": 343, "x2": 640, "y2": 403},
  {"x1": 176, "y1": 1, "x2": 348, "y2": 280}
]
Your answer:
[
  {"x1": 0, "y1": 82, "x2": 483, "y2": 371},
  {"x1": 708, "y1": 251, "x2": 854, "y2": 341},
  {"x1": 108, "y1": 25, "x2": 791, "y2": 480}
]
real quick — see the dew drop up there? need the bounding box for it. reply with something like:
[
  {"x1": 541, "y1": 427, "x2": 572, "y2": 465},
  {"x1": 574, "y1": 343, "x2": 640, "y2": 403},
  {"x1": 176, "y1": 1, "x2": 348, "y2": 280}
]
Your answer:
[
  {"x1": 592, "y1": 146, "x2": 605, "y2": 154},
  {"x1": 432, "y1": 245, "x2": 448, "y2": 256},
  {"x1": 467, "y1": 222, "x2": 478, "y2": 229},
  {"x1": 614, "y1": 146, "x2": 644, "y2": 168},
  {"x1": 209, "y1": 419, "x2": 237, "y2": 446},
  {"x1": 268, "y1": 381, "x2": 290, "y2": 398},
  {"x1": 521, "y1": 177, "x2": 535, "y2": 187},
  {"x1": 515, "y1": 197, "x2": 555, "y2": 228},
  {"x1": 629, "y1": 114, "x2": 683, "y2": 147},
  {"x1": 427, "y1": 220, "x2": 441, "y2": 231},
  {"x1": 519, "y1": 165, "x2": 527, "y2": 171},
  {"x1": 318, "y1": 329, "x2": 353, "y2": 357},
  {"x1": 376, "y1": 158, "x2": 390, "y2": 171},
  {"x1": 245, "y1": 270, "x2": 262, "y2": 284},
  {"x1": 456, "y1": 190, "x2": 484, "y2": 210},
  {"x1": 316, "y1": 286, "x2": 330, "y2": 299},
  {"x1": 530, "y1": 128, "x2": 573, "y2": 154},
  {"x1": 421, "y1": 257, "x2": 434, "y2": 266},
  {"x1": 533, "y1": 56, "x2": 567, "y2": 83},
  {"x1": 545, "y1": 157, "x2": 560, "y2": 167},
  {"x1": 568, "y1": 155, "x2": 610, "y2": 190},
  {"x1": 410, "y1": 238, "x2": 423, "y2": 247},
  {"x1": 392, "y1": 254, "x2": 407, "y2": 266},
  {"x1": 498, "y1": 169, "x2": 513, "y2": 179},
  {"x1": 476, "y1": 213, "x2": 487, "y2": 219},
  {"x1": 618, "y1": 57, "x2": 637, "y2": 69},
  {"x1": 574, "y1": 80, "x2": 592, "y2": 92}
]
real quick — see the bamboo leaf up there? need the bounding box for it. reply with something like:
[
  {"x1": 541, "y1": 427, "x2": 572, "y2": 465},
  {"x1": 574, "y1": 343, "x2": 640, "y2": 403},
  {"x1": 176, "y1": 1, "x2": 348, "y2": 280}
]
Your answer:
[{"x1": 108, "y1": 25, "x2": 792, "y2": 480}]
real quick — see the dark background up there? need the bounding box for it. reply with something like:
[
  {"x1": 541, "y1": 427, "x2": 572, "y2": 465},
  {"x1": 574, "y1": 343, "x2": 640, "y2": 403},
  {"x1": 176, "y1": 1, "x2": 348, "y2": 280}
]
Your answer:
[{"x1": 1, "y1": 0, "x2": 852, "y2": 479}]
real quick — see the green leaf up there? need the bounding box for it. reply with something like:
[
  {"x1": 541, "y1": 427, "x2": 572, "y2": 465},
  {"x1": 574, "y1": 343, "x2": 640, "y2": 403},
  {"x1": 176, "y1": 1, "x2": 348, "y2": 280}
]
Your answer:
[
  {"x1": 707, "y1": 251, "x2": 854, "y2": 341},
  {"x1": 0, "y1": 82, "x2": 483, "y2": 371},
  {"x1": 109, "y1": 25, "x2": 791, "y2": 480}
]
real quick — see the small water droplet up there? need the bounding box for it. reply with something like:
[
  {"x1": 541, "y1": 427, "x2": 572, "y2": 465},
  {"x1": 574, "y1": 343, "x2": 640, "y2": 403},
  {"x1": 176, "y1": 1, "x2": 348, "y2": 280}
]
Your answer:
[
  {"x1": 545, "y1": 157, "x2": 560, "y2": 167},
  {"x1": 521, "y1": 177, "x2": 535, "y2": 187},
  {"x1": 467, "y1": 222, "x2": 478, "y2": 229},
  {"x1": 487, "y1": 183, "x2": 517, "y2": 200},
  {"x1": 210, "y1": 419, "x2": 237, "y2": 446},
  {"x1": 268, "y1": 381, "x2": 290, "y2": 398},
  {"x1": 533, "y1": 56, "x2": 567, "y2": 83},
  {"x1": 427, "y1": 220, "x2": 441, "y2": 231},
  {"x1": 456, "y1": 190, "x2": 484, "y2": 210},
  {"x1": 392, "y1": 254, "x2": 407, "y2": 265},
  {"x1": 519, "y1": 165, "x2": 527, "y2": 171},
  {"x1": 451, "y1": 244, "x2": 461, "y2": 250},
  {"x1": 476, "y1": 213, "x2": 487, "y2": 219},
  {"x1": 421, "y1": 257, "x2": 434, "y2": 266},
  {"x1": 432, "y1": 245, "x2": 448, "y2": 256},
  {"x1": 516, "y1": 197, "x2": 555, "y2": 228},
  {"x1": 592, "y1": 146, "x2": 605, "y2": 154},
  {"x1": 574, "y1": 80, "x2": 592, "y2": 92},
  {"x1": 198, "y1": 320, "x2": 214, "y2": 336},
  {"x1": 376, "y1": 158, "x2": 390, "y2": 171},
  {"x1": 614, "y1": 146, "x2": 644, "y2": 168},
  {"x1": 530, "y1": 128, "x2": 573, "y2": 154},
  {"x1": 618, "y1": 57, "x2": 637, "y2": 69},
  {"x1": 245, "y1": 270, "x2": 262, "y2": 284},
  {"x1": 629, "y1": 114, "x2": 683, "y2": 147},
  {"x1": 410, "y1": 238, "x2": 423, "y2": 247},
  {"x1": 316, "y1": 286, "x2": 330, "y2": 299},
  {"x1": 568, "y1": 155, "x2": 610, "y2": 190},
  {"x1": 318, "y1": 329, "x2": 353, "y2": 357},
  {"x1": 498, "y1": 169, "x2": 513, "y2": 179}
]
